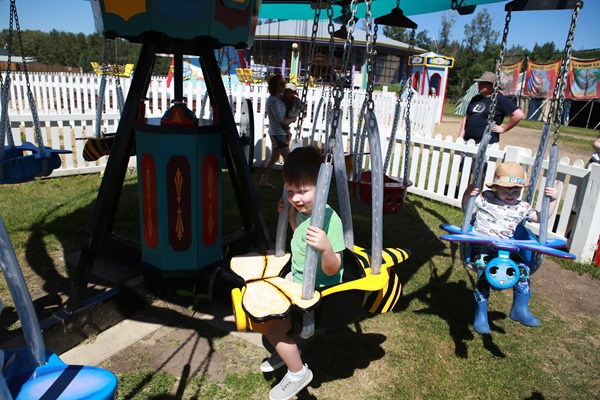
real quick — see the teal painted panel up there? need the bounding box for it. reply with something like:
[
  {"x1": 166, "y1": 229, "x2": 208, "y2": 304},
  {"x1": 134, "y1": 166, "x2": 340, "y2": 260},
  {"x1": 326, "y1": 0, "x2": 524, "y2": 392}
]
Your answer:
[
  {"x1": 136, "y1": 126, "x2": 222, "y2": 277},
  {"x1": 93, "y1": 0, "x2": 259, "y2": 47}
]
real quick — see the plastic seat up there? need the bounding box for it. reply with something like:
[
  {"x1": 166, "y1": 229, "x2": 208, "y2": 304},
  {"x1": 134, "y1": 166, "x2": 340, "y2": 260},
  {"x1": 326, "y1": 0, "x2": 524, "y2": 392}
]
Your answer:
[
  {"x1": 1, "y1": 142, "x2": 70, "y2": 184},
  {"x1": 350, "y1": 171, "x2": 412, "y2": 215},
  {"x1": 0, "y1": 214, "x2": 118, "y2": 399},
  {"x1": 2, "y1": 349, "x2": 117, "y2": 400}
]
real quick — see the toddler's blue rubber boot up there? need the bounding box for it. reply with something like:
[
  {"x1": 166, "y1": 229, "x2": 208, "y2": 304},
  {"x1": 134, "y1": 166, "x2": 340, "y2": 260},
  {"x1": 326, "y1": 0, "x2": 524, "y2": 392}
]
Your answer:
[
  {"x1": 509, "y1": 285, "x2": 540, "y2": 327},
  {"x1": 473, "y1": 289, "x2": 490, "y2": 334}
]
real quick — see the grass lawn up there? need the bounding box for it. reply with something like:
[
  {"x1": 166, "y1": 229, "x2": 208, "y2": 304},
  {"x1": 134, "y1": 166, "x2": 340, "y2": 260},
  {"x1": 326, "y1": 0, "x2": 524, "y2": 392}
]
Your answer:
[{"x1": 1, "y1": 169, "x2": 599, "y2": 399}]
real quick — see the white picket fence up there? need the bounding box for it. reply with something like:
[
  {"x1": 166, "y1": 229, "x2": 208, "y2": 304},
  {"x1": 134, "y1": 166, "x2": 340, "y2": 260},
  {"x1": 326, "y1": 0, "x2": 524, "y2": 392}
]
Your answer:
[{"x1": 2, "y1": 72, "x2": 599, "y2": 263}]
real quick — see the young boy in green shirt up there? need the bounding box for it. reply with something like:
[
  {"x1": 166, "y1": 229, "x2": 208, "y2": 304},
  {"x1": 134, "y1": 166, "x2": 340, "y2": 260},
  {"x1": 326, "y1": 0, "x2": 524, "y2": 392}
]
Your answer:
[{"x1": 263, "y1": 146, "x2": 345, "y2": 400}]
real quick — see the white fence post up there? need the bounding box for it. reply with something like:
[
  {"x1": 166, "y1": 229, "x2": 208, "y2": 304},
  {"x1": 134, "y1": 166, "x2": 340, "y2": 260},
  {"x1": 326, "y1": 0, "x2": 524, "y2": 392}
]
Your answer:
[{"x1": 569, "y1": 163, "x2": 600, "y2": 263}]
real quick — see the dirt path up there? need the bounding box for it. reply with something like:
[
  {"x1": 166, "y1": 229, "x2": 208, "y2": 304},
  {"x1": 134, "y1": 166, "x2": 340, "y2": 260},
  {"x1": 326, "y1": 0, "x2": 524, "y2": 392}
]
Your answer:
[
  {"x1": 532, "y1": 258, "x2": 600, "y2": 319},
  {"x1": 434, "y1": 115, "x2": 590, "y2": 163}
]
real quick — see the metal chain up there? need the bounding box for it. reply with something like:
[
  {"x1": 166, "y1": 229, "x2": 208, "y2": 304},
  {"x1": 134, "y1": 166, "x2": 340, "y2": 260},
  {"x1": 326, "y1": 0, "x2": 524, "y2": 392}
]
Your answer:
[
  {"x1": 324, "y1": 94, "x2": 333, "y2": 152},
  {"x1": 486, "y1": 9, "x2": 511, "y2": 132},
  {"x1": 403, "y1": 29, "x2": 416, "y2": 183},
  {"x1": 472, "y1": 8, "x2": 511, "y2": 187},
  {"x1": 324, "y1": 3, "x2": 336, "y2": 150},
  {"x1": 225, "y1": 50, "x2": 234, "y2": 108},
  {"x1": 326, "y1": 4, "x2": 337, "y2": 84},
  {"x1": 383, "y1": 24, "x2": 415, "y2": 175},
  {"x1": 328, "y1": 0, "x2": 359, "y2": 153},
  {"x1": 10, "y1": 0, "x2": 45, "y2": 154},
  {"x1": 547, "y1": 2, "x2": 580, "y2": 145},
  {"x1": 1, "y1": 9, "x2": 15, "y2": 151},
  {"x1": 364, "y1": 0, "x2": 375, "y2": 112},
  {"x1": 102, "y1": 38, "x2": 111, "y2": 73},
  {"x1": 1, "y1": 76, "x2": 13, "y2": 151},
  {"x1": 348, "y1": 85, "x2": 355, "y2": 153},
  {"x1": 383, "y1": 98, "x2": 402, "y2": 172},
  {"x1": 200, "y1": 92, "x2": 209, "y2": 119},
  {"x1": 107, "y1": 40, "x2": 125, "y2": 113},
  {"x1": 296, "y1": 0, "x2": 323, "y2": 141},
  {"x1": 353, "y1": 99, "x2": 368, "y2": 180}
]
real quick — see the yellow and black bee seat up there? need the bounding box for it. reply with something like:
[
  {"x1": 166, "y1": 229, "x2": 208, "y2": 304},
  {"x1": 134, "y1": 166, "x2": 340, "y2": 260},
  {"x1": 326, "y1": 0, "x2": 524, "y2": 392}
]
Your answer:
[{"x1": 230, "y1": 246, "x2": 410, "y2": 334}]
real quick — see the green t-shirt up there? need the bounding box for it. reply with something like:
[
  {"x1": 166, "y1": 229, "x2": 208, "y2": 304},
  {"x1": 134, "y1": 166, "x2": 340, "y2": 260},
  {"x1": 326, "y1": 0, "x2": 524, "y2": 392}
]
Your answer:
[{"x1": 291, "y1": 204, "x2": 345, "y2": 288}]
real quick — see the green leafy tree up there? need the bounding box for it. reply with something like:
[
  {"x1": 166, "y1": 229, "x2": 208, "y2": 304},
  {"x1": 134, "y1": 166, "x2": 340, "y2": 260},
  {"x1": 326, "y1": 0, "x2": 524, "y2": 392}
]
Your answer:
[
  {"x1": 530, "y1": 42, "x2": 559, "y2": 63},
  {"x1": 416, "y1": 30, "x2": 433, "y2": 51},
  {"x1": 463, "y1": 9, "x2": 499, "y2": 51},
  {"x1": 383, "y1": 26, "x2": 432, "y2": 51},
  {"x1": 382, "y1": 26, "x2": 409, "y2": 43},
  {"x1": 438, "y1": 11, "x2": 456, "y2": 52}
]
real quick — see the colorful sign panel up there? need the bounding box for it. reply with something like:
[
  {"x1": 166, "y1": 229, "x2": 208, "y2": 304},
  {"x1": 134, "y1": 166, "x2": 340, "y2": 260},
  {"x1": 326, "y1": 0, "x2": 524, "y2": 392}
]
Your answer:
[{"x1": 567, "y1": 58, "x2": 600, "y2": 100}]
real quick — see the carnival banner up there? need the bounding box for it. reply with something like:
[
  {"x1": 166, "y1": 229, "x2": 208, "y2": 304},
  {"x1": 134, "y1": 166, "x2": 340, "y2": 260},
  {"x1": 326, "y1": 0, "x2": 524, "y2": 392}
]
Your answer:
[
  {"x1": 523, "y1": 60, "x2": 561, "y2": 98},
  {"x1": 499, "y1": 61, "x2": 522, "y2": 95},
  {"x1": 566, "y1": 58, "x2": 600, "y2": 100}
]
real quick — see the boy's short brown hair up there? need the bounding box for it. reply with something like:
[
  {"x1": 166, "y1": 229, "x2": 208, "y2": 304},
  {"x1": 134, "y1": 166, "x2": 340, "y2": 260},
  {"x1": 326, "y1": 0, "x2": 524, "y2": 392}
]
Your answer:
[{"x1": 282, "y1": 146, "x2": 322, "y2": 187}]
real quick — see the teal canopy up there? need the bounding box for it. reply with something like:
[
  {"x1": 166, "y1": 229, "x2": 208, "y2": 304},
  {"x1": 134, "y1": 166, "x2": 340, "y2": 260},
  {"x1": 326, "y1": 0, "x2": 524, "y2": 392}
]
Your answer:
[{"x1": 259, "y1": 0, "x2": 507, "y2": 20}]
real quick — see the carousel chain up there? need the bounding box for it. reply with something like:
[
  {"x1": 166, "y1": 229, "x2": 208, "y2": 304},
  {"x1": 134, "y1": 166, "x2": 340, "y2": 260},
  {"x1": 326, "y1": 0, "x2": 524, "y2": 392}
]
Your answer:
[
  {"x1": 10, "y1": 0, "x2": 44, "y2": 152},
  {"x1": 473, "y1": 8, "x2": 512, "y2": 182},
  {"x1": 341, "y1": 4, "x2": 358, "y2": 72},
  {"x1": 346, "y1": 0, "x2": 359, "y2": 153},
  {"x1": 102, "y1": 39, "x2": 111, "y2": 73},
  {"x1": 403, "y1": 29, "x2": 416, "y2": 180},
  {"x1": 296, "y1": 0, "x2": 323, "y2": 141},
  {"x1": 326, "y1": 4, "x2": 336, "y2": 87},
  {"x1": 2, "y1": 1, "x2": 22, "y2": 152},
  {"x1": 364, "y1": 0, "x2": 375, "y2": 112},
  {"x1": 227, "y1": 58, "x2": 233, "y2": 107},
  {"x1": 549, "y1": 2, "x2": 581, "y2": 145},
  {"x1": 324, "y1": 3, "x2": 336, "y2": 150},
  {"x1": 329, "y1": 0, "x2": 359, "y2": 151},
  {"x1": 104, "y1": 40, "x2": 124, "y2": 111},
  {"x1": 487, "y1": 8, "x2": 511, "y2": 129},
  {"x1": 1, "y1": 66, "x2": 13, "y2": 150},
  {"x1": 384, "y1": 20, "x2": 415, "y2": 174}
]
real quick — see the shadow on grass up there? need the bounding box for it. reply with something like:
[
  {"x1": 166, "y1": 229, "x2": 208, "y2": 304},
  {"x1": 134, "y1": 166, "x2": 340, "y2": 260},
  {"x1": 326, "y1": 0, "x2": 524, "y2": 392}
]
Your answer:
[
  {"x1": 259, "y1": 324, "x2": 386, "y2": 398},
  {"x1": 103, "y1": 290, "x2": 230, "y2": 400},
  {"x1": 386, "y1": 197, "x2": 511, "y2": 359},
  {"x1": 1, "y1": 179, "x2": 141, "y2": 342}
]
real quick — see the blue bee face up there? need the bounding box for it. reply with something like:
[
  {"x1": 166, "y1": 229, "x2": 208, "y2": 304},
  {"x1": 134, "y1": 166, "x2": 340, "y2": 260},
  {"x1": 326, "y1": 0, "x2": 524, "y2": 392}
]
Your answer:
[{"x1": 485, "y1": 257, "x2": 520, "y2": 290}]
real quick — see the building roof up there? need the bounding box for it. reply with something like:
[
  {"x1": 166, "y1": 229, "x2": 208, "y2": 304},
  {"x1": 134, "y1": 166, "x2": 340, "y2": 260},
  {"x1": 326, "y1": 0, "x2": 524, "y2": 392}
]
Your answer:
[
  {"x1": 0, "y1": 48, "x2": 37, "y2": 64},
  {"x1": 254, "y1": 20, "x2": 426, "y2": 54},
  {"x1": 0, "y1": 55, "x2": 38, "y2": 64}
]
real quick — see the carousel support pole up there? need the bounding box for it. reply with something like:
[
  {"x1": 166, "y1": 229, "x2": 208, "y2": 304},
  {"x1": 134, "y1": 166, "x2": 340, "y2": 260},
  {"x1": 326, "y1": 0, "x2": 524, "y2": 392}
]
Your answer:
[
  {"x1": 199, "y1": 46, "x2": 271, "y2": 252},
  {"x1": 67, "y1": 38, "x2": 158, "y2": 312}
]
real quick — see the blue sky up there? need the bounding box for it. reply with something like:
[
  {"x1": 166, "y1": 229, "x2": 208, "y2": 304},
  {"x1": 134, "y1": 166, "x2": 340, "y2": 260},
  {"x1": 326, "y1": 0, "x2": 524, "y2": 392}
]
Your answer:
[{"x1": 1, "y1": 0, "x2": 597, "y2": 51}]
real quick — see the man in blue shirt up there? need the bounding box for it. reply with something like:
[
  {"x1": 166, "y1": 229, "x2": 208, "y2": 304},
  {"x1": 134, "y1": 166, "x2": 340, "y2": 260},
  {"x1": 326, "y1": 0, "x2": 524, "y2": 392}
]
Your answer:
[{"x1": 458, "y1": 71, "x2": 524, "y2": 144}]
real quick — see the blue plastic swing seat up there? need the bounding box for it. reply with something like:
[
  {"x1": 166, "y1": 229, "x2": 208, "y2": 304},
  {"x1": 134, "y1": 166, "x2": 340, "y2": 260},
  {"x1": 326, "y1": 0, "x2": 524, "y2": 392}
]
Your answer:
[
  {"x1": 1, "y1": 142, "x2": 71, "y2": 184},
  {"x1": 2, "y1": 348, "x2": 117, "y2": 400},
  {"x1": 439, "y1": 223, "x2": 576, "y2": 266}
]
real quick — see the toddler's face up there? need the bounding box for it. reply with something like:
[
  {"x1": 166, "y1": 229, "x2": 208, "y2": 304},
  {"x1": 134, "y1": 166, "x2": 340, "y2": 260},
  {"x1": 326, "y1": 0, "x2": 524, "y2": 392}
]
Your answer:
[
  {"x1": 494, "y1": 185, "x2": 523, "y2": 205},
  {"x1": 286, "y1": 183, "x2": 316, "y2": 214}
]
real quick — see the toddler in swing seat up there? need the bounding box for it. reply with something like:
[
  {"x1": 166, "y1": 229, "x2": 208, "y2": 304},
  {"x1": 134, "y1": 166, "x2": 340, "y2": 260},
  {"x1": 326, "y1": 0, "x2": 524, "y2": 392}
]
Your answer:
[
  {"x1": 262, "y1": 145, "x2": 345, "y2": 400},
  {"x1": 281, "y1": 83, "x2": 303, "y2": 144},
  {"x1": 461, "y1": 162, "x2": 558, "y2": 335}
]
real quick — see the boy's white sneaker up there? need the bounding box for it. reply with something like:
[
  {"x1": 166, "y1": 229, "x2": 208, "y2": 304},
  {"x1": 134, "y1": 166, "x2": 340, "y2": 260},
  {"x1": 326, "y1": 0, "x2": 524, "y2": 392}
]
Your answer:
[{"x1": 269, "y1": 365, "x2": 313, "y2": 400}]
